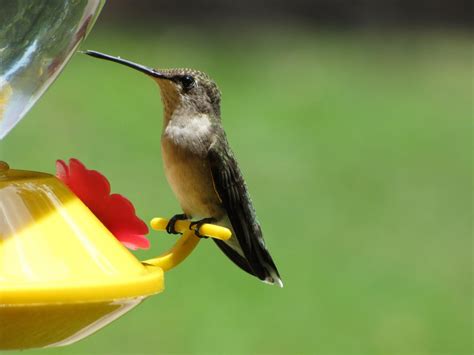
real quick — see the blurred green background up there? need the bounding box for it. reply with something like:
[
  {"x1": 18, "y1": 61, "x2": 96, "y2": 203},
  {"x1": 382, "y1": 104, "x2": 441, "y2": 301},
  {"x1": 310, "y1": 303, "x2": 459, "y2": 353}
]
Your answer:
[{"x1": 1, "y1": 2, "x2": 472, "y2": 354}]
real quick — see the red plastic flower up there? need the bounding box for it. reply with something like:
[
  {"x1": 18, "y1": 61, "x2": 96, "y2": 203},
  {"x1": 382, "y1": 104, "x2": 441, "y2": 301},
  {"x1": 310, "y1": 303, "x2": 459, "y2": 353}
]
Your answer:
[{"x1": 56, "y1": 158, "x2": 150, "y2": 250}]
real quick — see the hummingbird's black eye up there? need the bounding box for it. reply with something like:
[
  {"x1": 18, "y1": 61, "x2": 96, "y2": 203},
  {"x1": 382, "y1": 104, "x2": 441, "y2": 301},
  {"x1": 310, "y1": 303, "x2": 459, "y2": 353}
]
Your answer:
[{"x1": 180, "y1": 75, "x2": 195, "y2": 90}]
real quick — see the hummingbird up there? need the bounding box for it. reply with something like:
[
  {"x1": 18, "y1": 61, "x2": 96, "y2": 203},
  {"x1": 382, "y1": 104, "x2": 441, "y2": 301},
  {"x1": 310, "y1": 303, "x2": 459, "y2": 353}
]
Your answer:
[{"x1": 84, "y1": 50, "x2": 282, "y2": 287}]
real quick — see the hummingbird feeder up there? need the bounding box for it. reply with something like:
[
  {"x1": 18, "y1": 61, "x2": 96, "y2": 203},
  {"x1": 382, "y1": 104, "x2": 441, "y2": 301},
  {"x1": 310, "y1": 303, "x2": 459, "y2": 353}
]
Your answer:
[
  {"x1": 0, "y1": 0, "x2": 230, "y2": 350},
  {"x1": 0, "y1": 161, "x2": 230, "y2": 349}
]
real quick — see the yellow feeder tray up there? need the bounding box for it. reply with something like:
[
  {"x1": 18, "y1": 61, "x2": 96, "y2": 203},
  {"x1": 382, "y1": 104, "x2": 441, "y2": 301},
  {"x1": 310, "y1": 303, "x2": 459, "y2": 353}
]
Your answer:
[{"x1": 0, "y1": 162, "x2": 230, "y2": 350}]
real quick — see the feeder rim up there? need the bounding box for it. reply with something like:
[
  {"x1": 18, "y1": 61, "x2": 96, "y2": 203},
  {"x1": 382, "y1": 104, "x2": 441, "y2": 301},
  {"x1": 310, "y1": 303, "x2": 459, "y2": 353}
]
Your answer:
[{"x1": 0, "y1": 264, "x2": 164, "y2": 305}]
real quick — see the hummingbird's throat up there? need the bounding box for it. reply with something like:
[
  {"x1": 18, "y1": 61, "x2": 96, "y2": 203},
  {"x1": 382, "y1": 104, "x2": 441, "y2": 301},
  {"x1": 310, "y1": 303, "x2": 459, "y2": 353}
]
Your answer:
[{"x1": 156, "y1": 80, "x2": 181, "y2": 126}]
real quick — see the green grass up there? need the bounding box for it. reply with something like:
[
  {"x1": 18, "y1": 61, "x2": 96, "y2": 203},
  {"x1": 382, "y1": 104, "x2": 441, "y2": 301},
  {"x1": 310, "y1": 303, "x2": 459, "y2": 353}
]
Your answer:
[{"x1": 2, "y1": 27, "x2": 472, "y2": 354}]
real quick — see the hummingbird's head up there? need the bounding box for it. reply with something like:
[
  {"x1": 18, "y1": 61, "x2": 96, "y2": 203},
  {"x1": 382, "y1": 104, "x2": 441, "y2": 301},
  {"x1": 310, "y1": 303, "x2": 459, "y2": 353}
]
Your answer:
[
  {"x1": 154, "y1": 68, "x2": 221, "y2": 119},
  {"x1": 83, "y1": 51, "x2": 221, "y2": 120}
]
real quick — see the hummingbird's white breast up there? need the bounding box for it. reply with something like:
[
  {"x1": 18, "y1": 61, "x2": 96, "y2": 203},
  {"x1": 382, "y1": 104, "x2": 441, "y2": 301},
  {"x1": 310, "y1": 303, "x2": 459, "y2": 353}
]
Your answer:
[{"x1": 164, "y1": 113, "x2": 212, "y2": 154}]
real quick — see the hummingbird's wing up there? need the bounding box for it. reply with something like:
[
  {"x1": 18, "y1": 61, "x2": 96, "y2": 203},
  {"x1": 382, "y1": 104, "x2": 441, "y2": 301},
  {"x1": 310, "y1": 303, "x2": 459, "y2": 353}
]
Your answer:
[{"x1": 208, "y1": 141, "x2": 282, "y2": 286}]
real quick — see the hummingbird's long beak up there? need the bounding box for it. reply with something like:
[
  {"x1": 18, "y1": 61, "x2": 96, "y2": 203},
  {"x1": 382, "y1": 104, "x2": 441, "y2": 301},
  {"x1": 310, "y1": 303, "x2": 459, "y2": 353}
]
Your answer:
[{"x1": 82, "y1": 50, "x2": 167, "y2": 79}]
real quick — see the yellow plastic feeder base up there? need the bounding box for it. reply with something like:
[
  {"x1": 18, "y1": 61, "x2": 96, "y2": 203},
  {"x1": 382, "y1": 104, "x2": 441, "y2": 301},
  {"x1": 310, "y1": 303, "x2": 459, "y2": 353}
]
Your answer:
[
  {"x1": 0, "y1": 299, "x2": 144, "y2": 349},
  {"x1": 0, "y1": 162, "x2": 230, "y2": 350}
]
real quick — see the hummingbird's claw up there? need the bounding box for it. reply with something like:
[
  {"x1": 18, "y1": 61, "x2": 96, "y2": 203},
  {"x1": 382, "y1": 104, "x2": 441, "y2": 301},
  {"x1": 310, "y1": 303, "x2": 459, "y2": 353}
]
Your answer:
[
  {"x1": 166, "y1": 213, "x2": 188, "y2": 234},
  {"x1": 189, "y1": 218, "x2": 216, "y2": 239}
]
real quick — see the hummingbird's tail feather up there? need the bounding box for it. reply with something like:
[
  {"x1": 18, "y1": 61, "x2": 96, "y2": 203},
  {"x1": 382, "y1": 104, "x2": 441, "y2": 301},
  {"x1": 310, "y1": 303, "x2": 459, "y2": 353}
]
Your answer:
[
  {"x1": 213, "y1": 239, "x2": 255, "y2": 275},
  {"x1": 251, "y1": 234, "x2": 283, "y2": 287},
  {"x1": 214, "y1": 217, "x2": 283, "y2": 287},
  {"x1": 256, "y1": 244, "x2": 284, "y2": 287}
]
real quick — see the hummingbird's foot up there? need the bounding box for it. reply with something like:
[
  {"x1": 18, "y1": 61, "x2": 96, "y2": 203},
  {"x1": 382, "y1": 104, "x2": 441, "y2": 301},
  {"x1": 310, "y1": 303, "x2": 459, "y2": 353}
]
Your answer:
[
  {"x1": 166, "y1": 213, "x2": 188, "y2": 234},
  {"x1": 189, "y1": 218, "x2": 216, "y2": 239}
]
